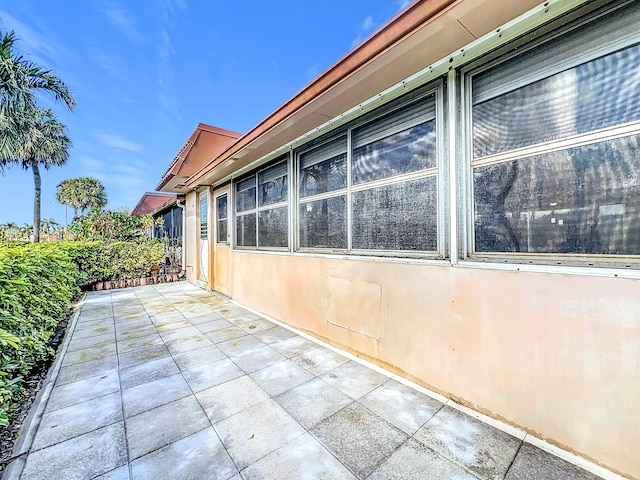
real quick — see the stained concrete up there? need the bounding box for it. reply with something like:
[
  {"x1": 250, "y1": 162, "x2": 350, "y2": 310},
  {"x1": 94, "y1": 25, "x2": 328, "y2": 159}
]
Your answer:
[{"x1": 7, "y1": 282, "x2": 607, "y2": 480}]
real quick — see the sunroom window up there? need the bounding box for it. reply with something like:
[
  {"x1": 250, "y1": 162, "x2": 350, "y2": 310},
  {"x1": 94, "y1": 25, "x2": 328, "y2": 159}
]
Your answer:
[
  {"x1": 469, "y1": 5, "x2": 640, "y2": 261},
  {"x1": 235, "y1": 158, "x2": 288, "y2": 249},
  {"x1": 297, "y1": 91, "x2": 439, "y2": 254}
]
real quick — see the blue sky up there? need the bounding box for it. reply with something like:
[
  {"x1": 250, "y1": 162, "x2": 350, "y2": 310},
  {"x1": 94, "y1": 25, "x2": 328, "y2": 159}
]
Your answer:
[{"x1": 0, "y1": 1, "x2": 410, "y2": 227}]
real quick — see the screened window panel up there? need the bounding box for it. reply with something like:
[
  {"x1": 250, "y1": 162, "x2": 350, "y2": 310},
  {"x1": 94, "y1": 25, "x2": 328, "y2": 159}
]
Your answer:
[
  {"x1": 299, "y1": 196, "x2": 347, "y2": 249},
  {"x1": 236, "y1": 176, "x2": 257, "y2": 212},
  {"x1": 473, "y1": 43, "x2": 640, "y2": 157},
  {"x1": 352, "y1": 121, "x2": 437, "y2": 184},
  {"x1": 216, "y1": 195, "x2": 227, "y2": 221},
  {"x1": 352, "y1": 95, "x2": 436, "y2": 148},
  {"x1": 259, "y1": 162, "x2": 288, "y2": 207},
  {"x1": 236, "y1": 213, "x2": 257, "y2": 247},
  {"x1": 199, "y1": 192, "x2": 208, "y2": 239},
  {"x1": 258, "y1": 207, "x2": 288, "y2": 248},
  {"x1": 352, "y1": 177, "x2": 437, "y2": 251},
  {"x1": 299, "y1": 137, "x2": 347, "y2": 197},
  {"x1": 474, "y1": 134, "x2": 640, "y2": 255},
  {"x1": 217, "y1": 219, "x2": 227, "y2": 243}
]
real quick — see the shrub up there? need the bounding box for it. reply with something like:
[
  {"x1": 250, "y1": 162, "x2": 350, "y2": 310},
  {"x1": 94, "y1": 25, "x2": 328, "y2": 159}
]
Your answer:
[
  {"x1": 0, "y1": 242, "x2": 81, "y2": 425},
  {"x1": 0, "y1": 238, "x2": 164, "y2": 425}
]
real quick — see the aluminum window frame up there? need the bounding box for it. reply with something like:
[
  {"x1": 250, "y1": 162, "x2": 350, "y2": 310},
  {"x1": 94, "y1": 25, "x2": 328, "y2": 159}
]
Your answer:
[
  {"x1": 199, "y1": 190, "x2": 208, "y2": 240},
  {"x1": 460, "y1": 0, "x2": 640, "y2": 269},
  {"x1": 294, "y1": 82, "x2": 446, "y2": 258},
  {"x1": 215, "y1": 193, "x2": 229, "y2": 245},
  {"x1": 233, "y1": 155, "x2": 290, "y2": 251}
]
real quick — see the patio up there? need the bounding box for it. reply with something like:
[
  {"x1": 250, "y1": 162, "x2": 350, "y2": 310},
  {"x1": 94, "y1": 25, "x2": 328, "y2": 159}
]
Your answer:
[{"x1": 5, "y1": 282, "x2": 604, "y2": 479}]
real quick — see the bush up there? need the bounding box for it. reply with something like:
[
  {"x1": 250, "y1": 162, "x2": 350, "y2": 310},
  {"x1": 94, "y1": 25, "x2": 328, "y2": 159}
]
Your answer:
[
  {"x1": 0, "y1": 238, "x2": 164, "y2": 425},
  {"x1": 0, "y1": 242, "x2": 81, "y2": 425}
]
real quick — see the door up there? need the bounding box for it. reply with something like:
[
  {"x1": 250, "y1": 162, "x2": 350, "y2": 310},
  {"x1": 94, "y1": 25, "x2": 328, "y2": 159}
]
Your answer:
[
  {"x1": 198, "y1": 190, "x2": 209, "y2": 284},
  {"x1": 213, "y1": 186, "x2": 231, "y2": 296}
]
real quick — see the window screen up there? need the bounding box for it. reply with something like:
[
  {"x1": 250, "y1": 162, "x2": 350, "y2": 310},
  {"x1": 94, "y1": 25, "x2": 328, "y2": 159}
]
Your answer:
[
  {"x1": 216, "y1": 194, "x2": 228, "y2": 244},
  {"x1": 470, "y1": 3, "x2": 640, "y2": 261},
  {"x1": 297, "y1": 91, "x2": 440, "y2": 254},
  {"x1": 234, "y1": 157, "x2": 289, "y2": 249},
  {"x1": 199, "y1": 191, "x2": 208, "y2": 239}
]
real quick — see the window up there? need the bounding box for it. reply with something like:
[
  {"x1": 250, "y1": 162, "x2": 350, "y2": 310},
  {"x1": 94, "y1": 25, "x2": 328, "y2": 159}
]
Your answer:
[
  {"x1": 299, "y1": 136, "x2": 347, "y2": 249},
  {"x1": 468, "y1": 4, "x2": 640, "y2": 262},
  {"x1": 235, "y1": 158, "x2": 288, "y2": 249},
  {"x1": 199, "y1": 191, "x2": 208, "y2": 239},
  {"x1": 297, "y1": 91, "x2": 440, "y2": 254},
  {"x1": 216, "y1": 194, "x2": 228, "y2": 244}
]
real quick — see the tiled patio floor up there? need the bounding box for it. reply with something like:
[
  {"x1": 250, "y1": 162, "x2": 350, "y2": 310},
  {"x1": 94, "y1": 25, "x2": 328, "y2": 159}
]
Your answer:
[{"x1": 6, "y1": 282, "x2": 606, "y2": 479}]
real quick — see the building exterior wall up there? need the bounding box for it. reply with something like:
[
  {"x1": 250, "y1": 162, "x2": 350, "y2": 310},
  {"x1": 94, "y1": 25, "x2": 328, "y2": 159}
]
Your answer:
[
  {"x1": 229, "y1": 251, "x2": 639, "y2": 477},
  {"x1": 176, "y1": 1, "x2": 640, "y2": 477}
]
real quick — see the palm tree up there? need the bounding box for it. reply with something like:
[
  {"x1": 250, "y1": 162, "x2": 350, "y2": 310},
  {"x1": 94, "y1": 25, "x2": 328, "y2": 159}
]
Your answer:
[
  {"x1": 20, "y1": 223, "x2": 33, "y2": 241},
  {"x1": 1, "y1": 30, "x2": 75, "y2": 161},
  {"x1": 40, "y1": 217, "x2": 59, "y2": 240},
  {"x1": 12, "y1": 108, "x2": 71, "y2": 242},
  {"x1": 1, "y1": 29, "x2": 75, "y2": 242},
  {"x1": 3, "y1": 222, "x2": 18, "y2": 241},
  {"x1": 56, "y1": 177, "x2": 108, "y2": 219}
]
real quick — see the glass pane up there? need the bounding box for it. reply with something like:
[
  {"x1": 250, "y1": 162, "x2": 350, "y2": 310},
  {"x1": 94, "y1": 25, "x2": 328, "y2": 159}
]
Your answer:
[
  {"x1": 236, "y1": 176, "x2": 256, "y2": 212},
  {"x1": 473, "y1": 43, "x2": 640, "y2": 157},
  {"x1": 352, "y1": 120, "x2": 436, "y2": 184},
  {"x1": 199, "y1": 192, "x2": 207, "y2": 239},
  {"x1": 216, "y1": 195, "x2": 227, "y2": 221},
  {"x1": 258, "y1": 207, "x2": 288, "y2": 248},
  {"x1": 259, "y1": 163, "x2": 288, "y2": 206},
  {"x1": 217, "y1": 219, "x2": 227, "y2": 243},
  {"x1": 352, "y1": 177, "x2": 437, "y2": 251},
  {"x1": 299, "y1": 196, "x2": 347, "y2": 249},
  {"x1": 236, "y1": 213, "x2": 256, "y2": 247},
  {"x1": 474, "y1": 134, "x2": 640, "y2": 255},
  {"x1": 299, "y1": 137, "x2": 347, "y2": 197}
]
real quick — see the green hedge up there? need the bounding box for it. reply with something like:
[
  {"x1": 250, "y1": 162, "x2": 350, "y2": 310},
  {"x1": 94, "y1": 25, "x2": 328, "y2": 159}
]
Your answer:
[{"x1": 0, "y1": 239, "x2": 164, "y2": 425}]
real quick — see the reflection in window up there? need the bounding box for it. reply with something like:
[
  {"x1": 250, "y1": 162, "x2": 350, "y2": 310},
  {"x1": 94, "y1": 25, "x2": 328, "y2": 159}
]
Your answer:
[
  {"x1": 471, "y1": 35, "x2": 640, "y2": 263},
  {"x1": 474, "y1": 135, "x2": 640, "y2": 255},
  {"x1": 234, "y1": 158, "x2": 289, "y2": 249},
  {"x1": 236, "y1": 213, "x2": 256, "y2": 247},
  {"x1": 473, "y1": 43, "x2": 640, "y2": 157},
  {"x1": 299, "y1": 137, "x2": 347, "y2": 198},
  {"x1": 352, "y1": 122, "x2": 436, "y2": 184},
  {"x1": 216, "y1": 194, "x2": 228, "y2": 244},
  {"x1": 299, "y1": 196, "x2": 347, "y2": 249},
  {"x1": 199, "y1": 191, "x2": 208, "y2": 239},
  {"x1": 352, "y1": 177, "x2": 437, "y2": 251},
  {"x1": 258, "y1": 207, "x2": 288, "y2": 248}
]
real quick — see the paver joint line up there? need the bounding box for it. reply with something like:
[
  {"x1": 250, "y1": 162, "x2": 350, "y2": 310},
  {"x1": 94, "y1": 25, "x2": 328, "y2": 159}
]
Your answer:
[
  {"x1": 1, "y1": 294, "x2": 87, "y2": 480},
  {"x1": 6, "y1": 283, "x2": 614, "y2": 480}
]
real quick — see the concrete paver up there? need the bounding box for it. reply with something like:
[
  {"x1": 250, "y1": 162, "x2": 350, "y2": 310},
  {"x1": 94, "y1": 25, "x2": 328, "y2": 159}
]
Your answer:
[{"x1": 7, "y1": 282, "x2": 607, "y2": 480}]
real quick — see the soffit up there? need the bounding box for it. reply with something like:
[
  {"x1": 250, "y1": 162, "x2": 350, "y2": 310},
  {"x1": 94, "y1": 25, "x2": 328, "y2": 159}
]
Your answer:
[{"x1": 189, "y1": 0, "x2": 543, "y2": 187}]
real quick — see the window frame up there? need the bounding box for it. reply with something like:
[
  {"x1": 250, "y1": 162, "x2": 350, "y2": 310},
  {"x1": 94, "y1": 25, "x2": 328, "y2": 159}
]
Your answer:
[
  {"x1": 215, "y1": 193, "x2": 228, "y2": 245},
  {"x1": 294, "y1": 83, "x2": 446, "y2": 258},
  {"x1": 460, "y1": 1, "x2": 640, "y2": 269},
  {"x1": 199, "y1": 189, "x2": 208, "y2": 240},
  {"x1": 233, "y1": 155, "x2": 290, "y2": 251}
]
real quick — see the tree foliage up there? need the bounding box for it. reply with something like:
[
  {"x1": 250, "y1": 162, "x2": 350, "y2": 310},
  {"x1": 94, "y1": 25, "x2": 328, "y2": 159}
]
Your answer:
[
  {"x1": 56, "y1": 177, "x2": 108, "y2": 218},
  {"x1": 70, "y1": 208, "x2": 157, "y2": 242},
  {"x1": 1, "y1": 29, "x2": 75, "y2": 243}
]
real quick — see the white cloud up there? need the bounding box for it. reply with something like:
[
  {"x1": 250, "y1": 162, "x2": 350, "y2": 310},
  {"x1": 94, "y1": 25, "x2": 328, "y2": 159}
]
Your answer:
[
  {"x1": 99, "y1": 1, "x2": 144, "y2": 43},
  {"x1": 96, "y1": 133, "x2": 142, "y2": 152},
  {"x1": 351, "y1": 14, "x2": 378, "y2": 48}
]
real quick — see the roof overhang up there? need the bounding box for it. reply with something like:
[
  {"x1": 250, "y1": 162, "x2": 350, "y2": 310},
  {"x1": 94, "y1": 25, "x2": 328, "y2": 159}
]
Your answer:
[
  {"x1": 183, "y1": 0, "x2": 543, "y2": 188},
  {"x1": 157, "y1": 123, "x2": 241, "y2": 193},
  {"x1": 131, "y1": 192, "x2": 178, "y2": 216}
]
